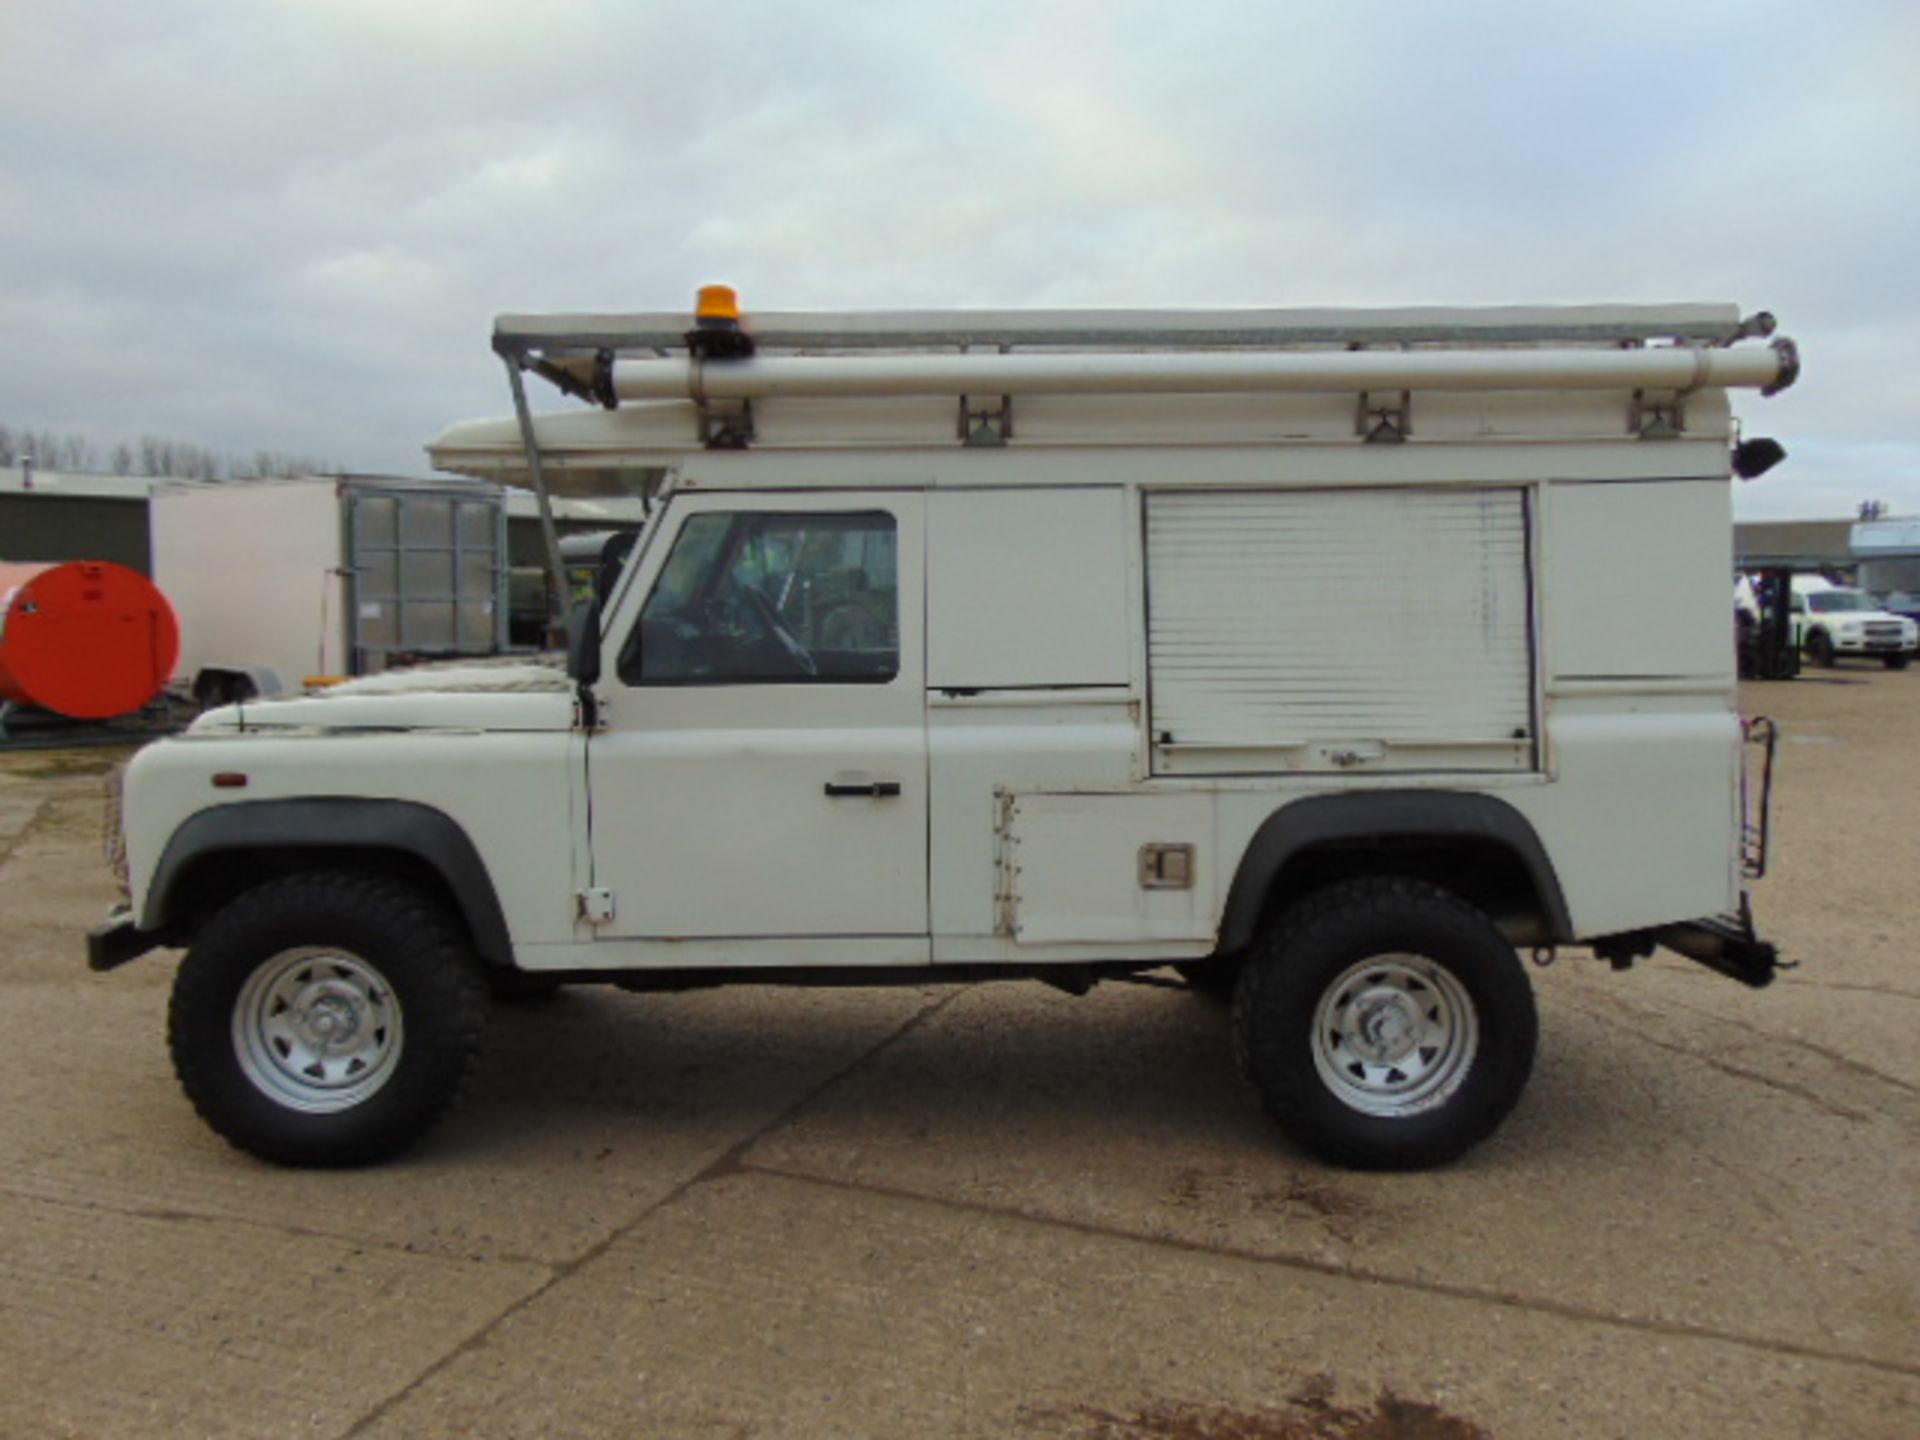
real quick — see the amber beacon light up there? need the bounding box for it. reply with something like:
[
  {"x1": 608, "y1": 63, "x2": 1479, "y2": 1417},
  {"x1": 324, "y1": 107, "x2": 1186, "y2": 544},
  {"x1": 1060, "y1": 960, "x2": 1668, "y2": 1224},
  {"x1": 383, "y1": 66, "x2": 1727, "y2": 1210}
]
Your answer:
[{"x1": 686, "y1": 284, "x2": 754, "y2": 359}]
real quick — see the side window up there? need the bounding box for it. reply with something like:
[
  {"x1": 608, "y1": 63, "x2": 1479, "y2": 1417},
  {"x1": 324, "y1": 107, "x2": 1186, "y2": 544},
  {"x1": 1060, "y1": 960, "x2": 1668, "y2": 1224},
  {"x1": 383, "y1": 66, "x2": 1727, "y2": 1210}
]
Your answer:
[{"x1": 620, "y1": 511, "x2": 899, "y2": 685}]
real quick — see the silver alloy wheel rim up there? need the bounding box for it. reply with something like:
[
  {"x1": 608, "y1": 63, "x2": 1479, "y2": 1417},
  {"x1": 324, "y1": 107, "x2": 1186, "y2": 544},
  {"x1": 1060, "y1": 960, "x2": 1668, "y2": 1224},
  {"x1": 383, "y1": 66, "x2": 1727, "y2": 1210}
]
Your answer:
[
  {"x1": 232, "y1": 947, "x2": 404, "y2": 1113},
  {"x1": 1310, "y1": 954, "x2": 1479, "y2": 1117}
]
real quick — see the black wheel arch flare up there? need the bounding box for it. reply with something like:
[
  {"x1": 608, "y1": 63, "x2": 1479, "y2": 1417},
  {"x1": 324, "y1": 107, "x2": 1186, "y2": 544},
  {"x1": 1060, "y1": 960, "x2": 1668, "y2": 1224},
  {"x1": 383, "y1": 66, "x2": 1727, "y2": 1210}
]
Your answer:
[
  {"x1": 1217, "y1": 791, "x2": 1574, "y2": 953},
  {"x1": 143, "y1": 798, "x2": 514, "y2": 967}
]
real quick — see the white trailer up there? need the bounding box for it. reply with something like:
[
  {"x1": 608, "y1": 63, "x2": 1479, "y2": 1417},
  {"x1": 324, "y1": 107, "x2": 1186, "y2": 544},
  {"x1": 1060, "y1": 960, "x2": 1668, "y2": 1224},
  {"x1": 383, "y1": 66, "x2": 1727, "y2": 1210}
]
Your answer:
[{"x1": 151, "y1": 476, "x2": 510, "y2": 700}]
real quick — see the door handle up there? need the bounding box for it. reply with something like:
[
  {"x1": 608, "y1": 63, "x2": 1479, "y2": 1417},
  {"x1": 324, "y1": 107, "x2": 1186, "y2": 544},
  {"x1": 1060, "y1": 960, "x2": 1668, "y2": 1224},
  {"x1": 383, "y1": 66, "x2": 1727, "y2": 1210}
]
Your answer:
[{"x1": 824, "y1": 781, "x2": 902, "y2": 798}]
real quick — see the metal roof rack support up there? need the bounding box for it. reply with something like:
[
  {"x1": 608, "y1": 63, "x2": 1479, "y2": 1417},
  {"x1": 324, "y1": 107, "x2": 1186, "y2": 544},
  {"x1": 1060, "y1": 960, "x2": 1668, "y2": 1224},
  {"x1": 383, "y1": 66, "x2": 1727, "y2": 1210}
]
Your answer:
[{"x1": 499, "y1": 354, "x2": 572, "y2": 638}]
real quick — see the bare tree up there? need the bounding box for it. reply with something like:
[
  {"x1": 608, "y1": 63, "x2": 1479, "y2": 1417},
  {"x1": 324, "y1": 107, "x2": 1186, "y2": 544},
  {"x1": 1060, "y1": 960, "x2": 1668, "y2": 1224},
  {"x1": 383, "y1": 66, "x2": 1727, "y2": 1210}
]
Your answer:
[
  {"x1": 59, "y1": 435, "x2": 97, "y2": 471},
  {"x1": 2, "y1": 424, "x2": 336, "y2": 481}
]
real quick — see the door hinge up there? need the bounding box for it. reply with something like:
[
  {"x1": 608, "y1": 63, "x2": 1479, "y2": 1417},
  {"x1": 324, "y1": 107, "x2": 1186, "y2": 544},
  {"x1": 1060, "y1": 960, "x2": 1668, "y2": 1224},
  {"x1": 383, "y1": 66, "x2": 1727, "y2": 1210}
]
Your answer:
[{"x1": 577, "y1": 887, "x2": 616, "y2": 924}]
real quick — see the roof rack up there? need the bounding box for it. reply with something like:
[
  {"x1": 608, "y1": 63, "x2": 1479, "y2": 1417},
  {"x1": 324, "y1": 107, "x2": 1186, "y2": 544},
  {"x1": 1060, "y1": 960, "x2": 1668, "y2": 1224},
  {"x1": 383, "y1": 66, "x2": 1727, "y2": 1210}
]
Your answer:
[
  {"x1": 486, "y1": 295, "x2": 1792, "y2": 632},
  {"x1": 494, "y1": 302, "x2": 1764, "y2": 364}
]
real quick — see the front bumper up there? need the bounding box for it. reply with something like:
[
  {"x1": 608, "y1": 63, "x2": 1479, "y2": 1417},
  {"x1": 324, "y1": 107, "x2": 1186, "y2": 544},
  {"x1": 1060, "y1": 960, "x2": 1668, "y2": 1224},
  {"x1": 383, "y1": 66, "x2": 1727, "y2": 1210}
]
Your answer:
[{"x1": 87, "y1": 909, "x2": 171, "y2": 972}]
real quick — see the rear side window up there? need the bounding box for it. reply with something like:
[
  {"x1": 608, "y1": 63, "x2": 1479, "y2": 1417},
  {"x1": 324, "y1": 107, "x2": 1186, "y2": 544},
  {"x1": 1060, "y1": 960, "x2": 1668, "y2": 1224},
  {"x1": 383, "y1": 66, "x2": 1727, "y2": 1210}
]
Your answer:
[{"x1": 620, "y1": 511, "x2": 899, "y2": 685}]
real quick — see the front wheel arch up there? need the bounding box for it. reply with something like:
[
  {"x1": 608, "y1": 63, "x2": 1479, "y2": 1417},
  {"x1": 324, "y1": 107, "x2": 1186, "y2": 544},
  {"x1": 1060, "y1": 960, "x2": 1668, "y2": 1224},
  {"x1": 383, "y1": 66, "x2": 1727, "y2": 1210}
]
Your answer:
[{"x1": 144, "y1": 799, "x2": 513, "y2": 967}]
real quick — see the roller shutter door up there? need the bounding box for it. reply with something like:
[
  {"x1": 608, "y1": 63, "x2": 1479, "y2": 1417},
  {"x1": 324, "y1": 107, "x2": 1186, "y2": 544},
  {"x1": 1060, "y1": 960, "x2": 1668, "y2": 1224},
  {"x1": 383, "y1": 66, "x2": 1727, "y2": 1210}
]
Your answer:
[{"x1": 1146, "y1": 487, "x2": 1535, "y2": 774}]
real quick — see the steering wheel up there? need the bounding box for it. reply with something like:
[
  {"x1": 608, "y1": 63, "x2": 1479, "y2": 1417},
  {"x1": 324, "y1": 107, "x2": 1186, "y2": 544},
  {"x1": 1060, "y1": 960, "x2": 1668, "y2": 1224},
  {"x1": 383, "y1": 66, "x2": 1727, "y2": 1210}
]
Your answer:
[{"x1": 741, "y1": 584, "x2": 817, "y2": 676}]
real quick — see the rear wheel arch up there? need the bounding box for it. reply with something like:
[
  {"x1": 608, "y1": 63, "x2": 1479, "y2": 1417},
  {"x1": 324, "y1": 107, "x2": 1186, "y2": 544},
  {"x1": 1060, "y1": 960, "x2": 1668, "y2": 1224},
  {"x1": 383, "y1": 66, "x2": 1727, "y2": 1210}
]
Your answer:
[
  {"x1": 1218, "y1": 791, "x2": 1572, "y2": 954},
  {"x1": 143, "y1": 799, "x2": 514, "y2": 967}
]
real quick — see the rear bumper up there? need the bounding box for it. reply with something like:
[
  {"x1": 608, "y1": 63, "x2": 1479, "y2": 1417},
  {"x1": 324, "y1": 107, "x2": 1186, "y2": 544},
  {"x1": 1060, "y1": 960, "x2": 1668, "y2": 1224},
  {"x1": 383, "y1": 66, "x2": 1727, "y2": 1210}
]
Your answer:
[
  {"x1": 1648, "y1": 913, "x2": 1781, "y2": 988},
  {"x1": 87, "y1": 909, "x2": 170, "y2": 972},
  {"x1": 1592, "y1": 898, "x2": 1784, "y2": 988}
]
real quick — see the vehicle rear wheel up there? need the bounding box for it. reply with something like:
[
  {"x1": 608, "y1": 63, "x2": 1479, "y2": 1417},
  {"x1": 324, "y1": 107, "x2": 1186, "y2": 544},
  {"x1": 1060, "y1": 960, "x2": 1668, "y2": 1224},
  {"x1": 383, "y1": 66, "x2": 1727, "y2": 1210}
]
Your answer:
[
  {"x1": 1884, "y1": 653, "x2": 1910, "y2": 671},
  {"x1": 1807, "y1": 630, "x2": 1836, "y2": 668},
  {"x1": 169, "y1": 871, "x2": 489, "y2": 1167},
  {"x1": 1232, "y1": 878, "x2": 1537, "y2": 1170}
]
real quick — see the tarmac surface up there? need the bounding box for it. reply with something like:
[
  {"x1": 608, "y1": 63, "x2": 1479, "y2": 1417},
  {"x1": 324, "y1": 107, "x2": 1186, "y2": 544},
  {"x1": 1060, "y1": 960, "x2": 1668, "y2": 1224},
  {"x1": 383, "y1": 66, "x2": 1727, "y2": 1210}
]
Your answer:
[{"x1": 1, "y1": 673, "x2": 1916, "y2": 1438}]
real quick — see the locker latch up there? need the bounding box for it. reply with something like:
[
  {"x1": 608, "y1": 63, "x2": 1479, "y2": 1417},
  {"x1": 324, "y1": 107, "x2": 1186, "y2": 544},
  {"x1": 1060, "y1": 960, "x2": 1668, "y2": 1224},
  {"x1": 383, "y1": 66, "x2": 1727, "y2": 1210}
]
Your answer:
[{"x1": 1139, "y1": 843, "x2": 1196, "y2": 890}]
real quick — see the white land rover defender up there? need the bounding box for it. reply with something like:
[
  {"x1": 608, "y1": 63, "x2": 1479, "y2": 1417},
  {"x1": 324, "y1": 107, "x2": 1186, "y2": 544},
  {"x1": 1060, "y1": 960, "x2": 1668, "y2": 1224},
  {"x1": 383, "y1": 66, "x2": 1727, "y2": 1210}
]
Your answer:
[{"x1": 92, "y1": 293, "x2": 1794, "y2": 1171}]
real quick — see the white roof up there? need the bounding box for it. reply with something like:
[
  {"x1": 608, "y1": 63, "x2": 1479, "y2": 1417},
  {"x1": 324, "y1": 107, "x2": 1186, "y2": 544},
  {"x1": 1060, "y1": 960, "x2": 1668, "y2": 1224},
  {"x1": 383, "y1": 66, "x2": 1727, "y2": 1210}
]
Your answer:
[
  {"x1": 0, "y1": 466, "x2": 153, "y2": 501},
  {"x1": 1852, "y1": 519, "x2": 1920, "y2": 558}
]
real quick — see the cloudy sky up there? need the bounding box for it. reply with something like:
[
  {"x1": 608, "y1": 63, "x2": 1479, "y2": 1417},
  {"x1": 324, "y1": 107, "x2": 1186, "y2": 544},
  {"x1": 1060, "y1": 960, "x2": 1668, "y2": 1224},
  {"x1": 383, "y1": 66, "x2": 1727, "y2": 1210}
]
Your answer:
[{"x1": 2, "y1": 0, "x2": 1914, "y2": 517}]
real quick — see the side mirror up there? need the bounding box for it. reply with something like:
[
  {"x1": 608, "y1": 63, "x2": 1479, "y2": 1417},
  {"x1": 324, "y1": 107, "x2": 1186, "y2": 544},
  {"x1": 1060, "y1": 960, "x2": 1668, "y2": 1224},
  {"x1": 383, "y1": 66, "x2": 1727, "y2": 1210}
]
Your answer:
[{"x1": 566, "y1": 597, "x2": 603, "y2": 685}]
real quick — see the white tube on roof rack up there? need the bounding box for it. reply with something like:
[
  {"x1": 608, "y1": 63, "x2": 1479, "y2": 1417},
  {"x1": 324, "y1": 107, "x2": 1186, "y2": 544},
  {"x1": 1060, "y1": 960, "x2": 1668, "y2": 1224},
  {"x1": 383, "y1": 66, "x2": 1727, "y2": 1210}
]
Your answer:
[{"x1": 607, "y1": 341, "x2": 1795, "y2": 403}]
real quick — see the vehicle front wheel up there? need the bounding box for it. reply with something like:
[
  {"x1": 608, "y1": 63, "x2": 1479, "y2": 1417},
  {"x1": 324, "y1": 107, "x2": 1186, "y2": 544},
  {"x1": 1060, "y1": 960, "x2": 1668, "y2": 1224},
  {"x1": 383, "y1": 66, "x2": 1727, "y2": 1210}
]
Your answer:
[
  {"x1": 1884, "y1": 653, "x2": 1910, "y2": 671},
  {"x1": 168, "y1": 872, "x2": 489, "y2": 1167},
  {"x1": 1232, "y1": 878, "x2": 1537, "y2": 1170},
  {"x1": 1807, "y1": 630, "x2": 1836, "y2": 668}
]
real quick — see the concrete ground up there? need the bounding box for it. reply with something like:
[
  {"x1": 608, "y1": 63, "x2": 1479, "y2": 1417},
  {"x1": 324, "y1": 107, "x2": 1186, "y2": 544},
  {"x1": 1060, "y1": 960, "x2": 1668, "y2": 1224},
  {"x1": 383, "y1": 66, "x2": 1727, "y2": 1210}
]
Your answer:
[{"x1": 1, "y1": 674, "x2": 1916, "y2": 1439}]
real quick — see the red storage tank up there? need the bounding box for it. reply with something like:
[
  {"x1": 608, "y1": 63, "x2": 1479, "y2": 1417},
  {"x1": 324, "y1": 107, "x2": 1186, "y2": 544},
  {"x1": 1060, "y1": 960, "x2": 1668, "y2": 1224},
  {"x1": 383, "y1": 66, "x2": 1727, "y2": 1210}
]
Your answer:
[{"x1": 0, "y1": 561, "x2": 180, "y2": 719}]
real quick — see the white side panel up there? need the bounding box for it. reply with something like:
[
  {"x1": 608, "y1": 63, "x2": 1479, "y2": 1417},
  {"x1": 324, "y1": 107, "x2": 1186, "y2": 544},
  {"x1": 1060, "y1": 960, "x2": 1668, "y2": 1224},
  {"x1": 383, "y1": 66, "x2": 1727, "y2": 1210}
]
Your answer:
[
  {"x1": 1546, "y1": 479, "x2": 1735, "y2": 680},
  {"x1": 1146, "y1": 487, "x2": 1534, "y2": 774},
  {"x1": 1007, "y1": 792, "x2": 1214, "y2": 943},
  {"x1": 927, "y1": 488, "x2": 1130, "y2": 688},
  {"x1": 152, "y1": 482, "x2": 346, "y2": 685}
]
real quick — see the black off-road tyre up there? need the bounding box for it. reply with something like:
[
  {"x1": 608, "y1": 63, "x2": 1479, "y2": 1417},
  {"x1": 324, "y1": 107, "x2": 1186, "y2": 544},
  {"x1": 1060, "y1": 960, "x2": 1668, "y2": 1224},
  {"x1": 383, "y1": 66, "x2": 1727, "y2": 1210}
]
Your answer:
[
  {"x1": 1807, "y1": 630, "x2": 1836, "y2": 668},
  {"x1": 1232, "y1": 878, "x2": 1537, "y2": 1170},
  {"x1": 168, "y1": 871, "x2": 490, "y2": 1167},
  {"x1": 1883, "y1": 653, "x2": 1909, "y2": 671}
]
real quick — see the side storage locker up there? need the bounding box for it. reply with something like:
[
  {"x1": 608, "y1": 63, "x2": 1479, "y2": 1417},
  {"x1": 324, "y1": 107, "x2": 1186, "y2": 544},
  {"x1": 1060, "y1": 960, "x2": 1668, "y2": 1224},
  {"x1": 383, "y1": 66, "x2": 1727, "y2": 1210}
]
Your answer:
[{"x1": 1145, "y1": 487, "x2": 1537, "y2": 775}]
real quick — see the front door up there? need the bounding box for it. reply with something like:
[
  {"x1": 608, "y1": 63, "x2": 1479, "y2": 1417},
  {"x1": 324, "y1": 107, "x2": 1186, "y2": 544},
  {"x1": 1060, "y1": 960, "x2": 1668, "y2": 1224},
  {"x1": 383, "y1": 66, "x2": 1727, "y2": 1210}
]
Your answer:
[{"x1": 585, "y1": 491, "x2": 928, "y2": 949}]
